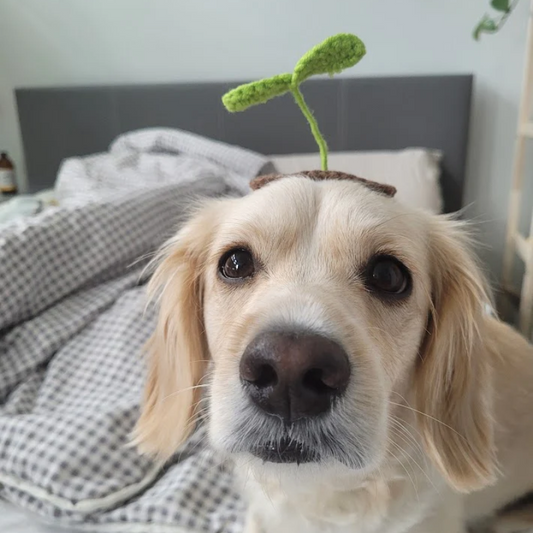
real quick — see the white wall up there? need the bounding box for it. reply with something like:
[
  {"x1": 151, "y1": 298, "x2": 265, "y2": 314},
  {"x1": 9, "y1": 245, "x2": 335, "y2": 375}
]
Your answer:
[{"x1": 0, "y1": 0, "x2": 529, "y2": 278}]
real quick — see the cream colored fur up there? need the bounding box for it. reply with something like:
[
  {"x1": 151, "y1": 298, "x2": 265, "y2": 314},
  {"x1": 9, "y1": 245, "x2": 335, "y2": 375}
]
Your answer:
[{"x1": 133, "y1": 177, "x2": 533, "y2": 533}]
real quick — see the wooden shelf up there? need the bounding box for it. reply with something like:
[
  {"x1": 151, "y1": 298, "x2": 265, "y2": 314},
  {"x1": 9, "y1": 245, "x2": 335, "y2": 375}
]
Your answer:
[
  {"x1": 520, "y1": 122, "x2": 533, "y2": 137},
  {"x1": 515, "y1": 233, "x2": 531, "y2": 261},
  {"x1": 502, "y1": 0, "x2": 533, "y2": 339}
]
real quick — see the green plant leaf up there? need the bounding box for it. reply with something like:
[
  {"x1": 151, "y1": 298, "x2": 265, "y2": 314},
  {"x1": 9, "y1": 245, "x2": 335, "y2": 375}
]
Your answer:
[
  {"x1": 292, "y1": 33, "x2": 366, "y2": 85},
  {"x1": 222, "y1": 73, "x2": 292, "y2": 112},
  {"x1": 491, "y1": 0, "x2": 510, "y2": 12},
  {"x1": 473, "y1": 15, "x2": 499, "y2": 40},
  {"x1": 481, "y1": 18, "x2": 498, "y2": 31}
]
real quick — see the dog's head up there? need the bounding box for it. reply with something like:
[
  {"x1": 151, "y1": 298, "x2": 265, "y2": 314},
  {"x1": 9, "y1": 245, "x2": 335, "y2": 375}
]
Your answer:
[{"x1": 134, "y1": 174, "x2": 496, "y2": 493}]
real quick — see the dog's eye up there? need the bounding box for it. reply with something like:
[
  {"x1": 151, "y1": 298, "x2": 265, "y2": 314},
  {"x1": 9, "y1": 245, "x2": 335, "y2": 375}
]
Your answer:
[
  {"x1": 366, "y1": 255, "x2": 411, "y2": 297},
  {"x1": 219, "y1": 248, "x2": 255, "y2": 280}
]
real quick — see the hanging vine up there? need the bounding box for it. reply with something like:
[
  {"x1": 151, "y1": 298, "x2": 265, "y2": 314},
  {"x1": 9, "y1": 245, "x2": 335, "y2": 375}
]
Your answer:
[{"x1": 474, "y1": 0, "x2": 521, "y2": 40}]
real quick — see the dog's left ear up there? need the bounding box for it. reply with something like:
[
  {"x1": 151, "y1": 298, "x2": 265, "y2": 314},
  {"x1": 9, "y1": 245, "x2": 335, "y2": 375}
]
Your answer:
[
  {"x1": 415, "y1": 217, "x2": 497, "y2": 493},
  {"x1": 132, "y1": 201, "x2": 220, "y2": 459}
]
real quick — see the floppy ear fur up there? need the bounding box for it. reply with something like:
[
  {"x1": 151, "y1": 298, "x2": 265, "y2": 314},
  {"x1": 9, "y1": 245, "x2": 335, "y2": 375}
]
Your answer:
[
  {"x1": 133, "y1": 203, "x2": 219, "y2": 459},
  {"x1": 416, "y1": 217, "x2": 497, "y2": 493}
]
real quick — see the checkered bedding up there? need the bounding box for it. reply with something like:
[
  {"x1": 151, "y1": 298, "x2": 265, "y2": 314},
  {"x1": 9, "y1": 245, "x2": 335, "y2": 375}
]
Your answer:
[{"x1": 0, "y1": 130, "x2": 270, "y2": 532}]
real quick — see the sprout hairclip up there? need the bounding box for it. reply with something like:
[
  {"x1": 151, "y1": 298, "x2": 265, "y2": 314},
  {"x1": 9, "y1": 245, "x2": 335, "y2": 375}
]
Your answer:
[{"x1": 222, "y1": 33, "x2": 366, "y2": 172}]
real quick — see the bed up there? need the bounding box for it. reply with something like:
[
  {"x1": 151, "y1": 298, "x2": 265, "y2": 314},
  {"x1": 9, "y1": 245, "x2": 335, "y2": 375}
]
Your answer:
[{"x1": 1, "y1": 75, "x2": 474, "y2": 533}]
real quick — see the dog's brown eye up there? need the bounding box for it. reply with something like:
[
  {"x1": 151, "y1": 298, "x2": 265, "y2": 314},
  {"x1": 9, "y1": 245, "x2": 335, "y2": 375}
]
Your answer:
[
  {"x1": 219, "y1": 248, "x2": 255, "y2": 280},
  {"x1": 366, "y1": 255, "x2": 411, "y2": 297}
]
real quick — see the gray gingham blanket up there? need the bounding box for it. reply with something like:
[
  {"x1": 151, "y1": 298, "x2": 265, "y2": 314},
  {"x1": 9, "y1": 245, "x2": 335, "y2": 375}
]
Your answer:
[{"x1": 0, "y1": 130, "x2": 272, "y2": 532}]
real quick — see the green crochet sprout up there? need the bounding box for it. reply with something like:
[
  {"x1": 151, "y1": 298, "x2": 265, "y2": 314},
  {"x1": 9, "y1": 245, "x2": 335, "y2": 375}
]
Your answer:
[{"x1": 222, "y1": 33, "x2": 366, "y2": 171}]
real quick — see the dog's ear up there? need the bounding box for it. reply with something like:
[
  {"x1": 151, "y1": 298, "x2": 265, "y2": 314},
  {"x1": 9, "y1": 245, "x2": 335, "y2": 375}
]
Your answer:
[
  {"x1": 415, "y1": 217, "x2": 497, "y2": 493},
  {"x1": 132, "y1": 202, "x2": 219, "y2": 459}
]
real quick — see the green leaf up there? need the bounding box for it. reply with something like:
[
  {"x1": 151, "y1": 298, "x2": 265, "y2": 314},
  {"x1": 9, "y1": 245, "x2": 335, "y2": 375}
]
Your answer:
[
  {"x1": 491, "y1": 0, "x2": 510, "y2": 12},
  {"x1": 292, "y1": 33, "x2": 366, "y2": 85},
  {"x1": 473, "y1": 15, "x2": 499, "y2": 40},
  {"x1": 222, "y1": 73, "x2": 292, "y2": 112},
  {"x1": 481, "y1": 18, "x2": 498, "y2": 31}
]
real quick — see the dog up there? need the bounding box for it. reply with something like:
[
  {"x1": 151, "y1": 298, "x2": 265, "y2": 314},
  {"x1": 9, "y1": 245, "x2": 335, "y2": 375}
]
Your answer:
[{"x1": 134, "y1": 171, "x2": 533, "y2": 533}]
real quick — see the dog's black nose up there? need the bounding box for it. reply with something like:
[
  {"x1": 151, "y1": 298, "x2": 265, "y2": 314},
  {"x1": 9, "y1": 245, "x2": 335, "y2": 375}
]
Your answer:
[{"x1": 239, "y1": 332, "x2": 351, "y2": 421}]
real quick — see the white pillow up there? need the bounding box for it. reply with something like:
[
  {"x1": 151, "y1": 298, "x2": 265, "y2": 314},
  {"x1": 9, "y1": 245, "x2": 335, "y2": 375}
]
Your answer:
[{"x1": 269, "y1": 148, "x2": 443, "y2": 214}]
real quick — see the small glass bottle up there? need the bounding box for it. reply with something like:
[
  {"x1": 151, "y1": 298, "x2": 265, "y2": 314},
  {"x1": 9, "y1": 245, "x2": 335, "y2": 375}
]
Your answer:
[{"x1": 0, "y1": 152, "x2": 18, "y2": 197}]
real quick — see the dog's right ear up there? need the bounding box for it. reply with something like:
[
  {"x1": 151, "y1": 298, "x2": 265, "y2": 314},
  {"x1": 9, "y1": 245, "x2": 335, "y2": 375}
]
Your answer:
[
  {"x1": 132, "y1": 201, "x2": 221, "y2": 459},
  {"x1": 415, "y1": 217, "x2": 497, "y2": 492}
]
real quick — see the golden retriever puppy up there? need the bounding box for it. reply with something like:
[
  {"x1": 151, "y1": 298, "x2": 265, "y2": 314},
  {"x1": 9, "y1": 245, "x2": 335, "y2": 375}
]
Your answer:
[{"x1": 134, "y1": 172, "x2": 533, "y2": 533}]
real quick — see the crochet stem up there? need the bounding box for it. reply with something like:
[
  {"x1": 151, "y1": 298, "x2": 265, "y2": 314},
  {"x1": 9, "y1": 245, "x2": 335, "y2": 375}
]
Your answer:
[{"x1": 290, "y1": 85, "x2": 328, "y2": 171}]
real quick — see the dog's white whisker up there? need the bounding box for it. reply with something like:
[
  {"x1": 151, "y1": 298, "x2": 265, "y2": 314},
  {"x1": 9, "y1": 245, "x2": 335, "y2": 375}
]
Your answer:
[
  {"x1": 386, "y1": 437, "x2": 420, "y2": 502},
  {"x1": 388, "y1": 401, "x2": 468, "y2": 441},
  {"x1": 388, "y1": 418, "x2": 426, "y2": 462},
  {"x1": 162, "y1": 383, "x2": 211, "y2": 401},
  {"x1": 388, "y1": 424, "x2": 437, "y2": 492}
]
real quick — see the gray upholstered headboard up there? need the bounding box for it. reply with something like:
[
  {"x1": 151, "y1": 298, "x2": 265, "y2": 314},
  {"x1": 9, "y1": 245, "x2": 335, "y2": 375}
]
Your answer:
[{"x1": 15, "y1": 75, "x2": 473, "y2": 213}]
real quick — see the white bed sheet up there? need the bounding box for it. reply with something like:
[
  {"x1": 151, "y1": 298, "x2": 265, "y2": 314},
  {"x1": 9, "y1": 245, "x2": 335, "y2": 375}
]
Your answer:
[{"x1": 0, "y1": 500, "x2": 80, "y2": 533}]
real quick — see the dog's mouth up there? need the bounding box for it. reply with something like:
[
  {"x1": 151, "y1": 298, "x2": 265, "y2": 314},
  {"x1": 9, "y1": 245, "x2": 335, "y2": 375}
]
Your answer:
[{"x1": 251, "y1": 437, "x2": 320, "y2": 464}]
